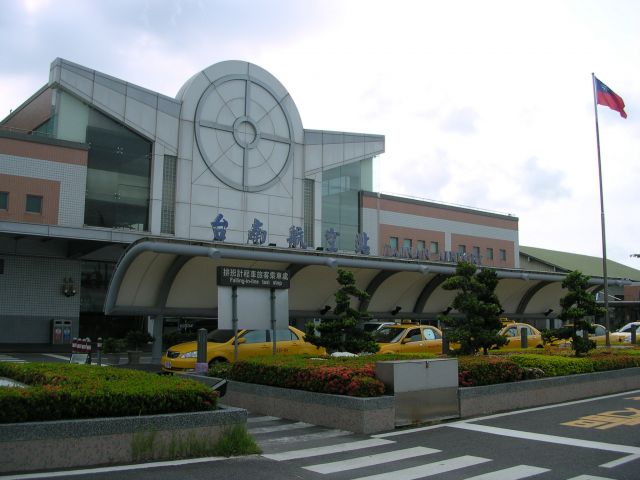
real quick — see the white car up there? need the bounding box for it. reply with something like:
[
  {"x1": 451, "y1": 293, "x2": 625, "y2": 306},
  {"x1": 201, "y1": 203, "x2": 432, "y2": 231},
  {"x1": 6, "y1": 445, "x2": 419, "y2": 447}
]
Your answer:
[{"x1": 615, "y1": 322, "x2": 640, "y2": 344}]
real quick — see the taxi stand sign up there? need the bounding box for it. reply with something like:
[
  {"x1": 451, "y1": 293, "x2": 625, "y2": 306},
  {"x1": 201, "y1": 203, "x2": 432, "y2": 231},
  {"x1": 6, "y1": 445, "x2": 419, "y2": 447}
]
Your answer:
[
  {"x1": 217, "y1": 267, "x2": 289, "y2": 361},
  {"x1": 217, "y1": 266, "x2": 290, "y2": 289}
]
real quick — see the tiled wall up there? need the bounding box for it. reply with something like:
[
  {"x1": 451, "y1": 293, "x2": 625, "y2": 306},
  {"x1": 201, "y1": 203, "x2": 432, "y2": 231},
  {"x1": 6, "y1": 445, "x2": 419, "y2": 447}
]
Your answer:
[
  {"x1": 0, "y1": 153, "x2": 86, "y2": 226},
  {"x1": 0, "y1": 255, "x2": 80, "y2": 343}
]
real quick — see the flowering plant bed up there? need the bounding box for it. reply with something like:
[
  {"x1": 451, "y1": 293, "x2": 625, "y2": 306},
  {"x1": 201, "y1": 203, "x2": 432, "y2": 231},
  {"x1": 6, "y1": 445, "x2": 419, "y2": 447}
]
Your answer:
[
  {"x1": 211, "y1": 349, "x2": 640, "y2": 394},
  {"x1": 210, "y1": 354, "x2": 436, "y2": 397}
]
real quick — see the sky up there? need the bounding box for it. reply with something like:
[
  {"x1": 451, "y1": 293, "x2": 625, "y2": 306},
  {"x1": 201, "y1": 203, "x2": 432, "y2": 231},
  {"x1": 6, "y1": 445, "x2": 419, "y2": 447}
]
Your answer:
[{"x1": 2, "y1": 0, "x2": 639, "y2": 268}]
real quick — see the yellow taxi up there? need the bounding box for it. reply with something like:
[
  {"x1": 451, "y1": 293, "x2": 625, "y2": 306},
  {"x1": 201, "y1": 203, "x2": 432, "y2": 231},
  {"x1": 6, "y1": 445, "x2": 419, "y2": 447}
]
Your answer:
[
  {"x1": 161, "y1": 326, "x2": 323, "y2": 372},
  {"x1": 499, "y1": 321, "x2": 544, "y2": 349},
  {"x1": 373, "y1": 321, "x2": 444, "y2": 354}
]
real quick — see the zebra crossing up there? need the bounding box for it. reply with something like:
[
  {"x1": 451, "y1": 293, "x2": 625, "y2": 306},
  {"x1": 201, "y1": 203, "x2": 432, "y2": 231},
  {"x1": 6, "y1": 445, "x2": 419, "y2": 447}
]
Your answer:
[
  {"x1": 0, "y1": 353, "x2": 25, "y2": 363},
  {"x1": 250, "y1": 414, "x2": 619, "y2": 480}
]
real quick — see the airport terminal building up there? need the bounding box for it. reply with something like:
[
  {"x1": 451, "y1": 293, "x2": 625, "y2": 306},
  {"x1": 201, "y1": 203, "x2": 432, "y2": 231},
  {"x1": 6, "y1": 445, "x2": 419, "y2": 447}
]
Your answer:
[{"x1": 1, "y1": 58, "x2": 639, "y2": 347}]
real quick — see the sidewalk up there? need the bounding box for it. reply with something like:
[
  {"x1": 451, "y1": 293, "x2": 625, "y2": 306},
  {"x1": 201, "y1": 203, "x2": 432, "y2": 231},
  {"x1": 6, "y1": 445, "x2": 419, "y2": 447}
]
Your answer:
[{"x1": 0, "y1": 343, "x2": 72, "y2": 354}]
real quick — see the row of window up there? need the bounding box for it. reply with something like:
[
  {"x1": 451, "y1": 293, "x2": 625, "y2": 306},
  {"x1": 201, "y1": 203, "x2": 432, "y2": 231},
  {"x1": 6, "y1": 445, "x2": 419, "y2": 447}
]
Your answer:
[
  {"x1": 389, "y1": 237, "x2": 440, "y2": 254},
  {"x1": 388, "y1": 237, "x2": 507, "y2": 261},
  {"x1": 0, "y1": 192, "x2": 43, "y2": 214}
]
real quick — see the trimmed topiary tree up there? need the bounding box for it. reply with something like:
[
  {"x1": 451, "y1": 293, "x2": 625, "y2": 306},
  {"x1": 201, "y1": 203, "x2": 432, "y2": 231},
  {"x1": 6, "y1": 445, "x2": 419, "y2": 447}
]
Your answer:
[
  {"x1": 439, "y1": 261, "x2": 507, "y2": 355},
  {"x1": 305, "y1": 269, "x2": 379, "y2": 354},
  {"x1": 542, "y1": 270, "x2": 605, "y2": 357}
]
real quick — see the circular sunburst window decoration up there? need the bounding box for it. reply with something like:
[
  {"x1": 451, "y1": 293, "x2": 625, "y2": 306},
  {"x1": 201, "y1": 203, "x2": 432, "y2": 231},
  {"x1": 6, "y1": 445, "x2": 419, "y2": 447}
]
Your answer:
[{"x1": 195, "y1": 74, "x2": 294, "y2": 192}]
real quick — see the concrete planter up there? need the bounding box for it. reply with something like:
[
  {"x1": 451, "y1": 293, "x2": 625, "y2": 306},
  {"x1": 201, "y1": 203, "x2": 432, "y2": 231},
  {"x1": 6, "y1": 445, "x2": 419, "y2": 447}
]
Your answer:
[
  {"x1": 459, "y1": 367, "x2": 640, "y2": 418},
  {"x1": 222, "y1": 380, "x2": 395, "y2": 434},
  {"x1": 0, "y1": 406, "x2": 246, "y2": 474},
  {"x1": 211, "y1": 367, "x2": 640, "y2": 432}
]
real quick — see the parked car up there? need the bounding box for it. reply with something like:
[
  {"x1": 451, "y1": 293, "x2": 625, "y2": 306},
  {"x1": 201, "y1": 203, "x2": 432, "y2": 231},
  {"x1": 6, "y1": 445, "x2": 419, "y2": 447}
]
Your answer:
[
  {"x1": 499, "y1": 321, "x2": 544, "y2": 349},
  {"x1": 373, "y1": 322, "x2": 443, "y2": 354},
  {"x1": 161, "y1": 326, "x2": 324, "y2": 372},
  {"x1": 612, "y1": 321, "x2": 640, "y2": 344}
]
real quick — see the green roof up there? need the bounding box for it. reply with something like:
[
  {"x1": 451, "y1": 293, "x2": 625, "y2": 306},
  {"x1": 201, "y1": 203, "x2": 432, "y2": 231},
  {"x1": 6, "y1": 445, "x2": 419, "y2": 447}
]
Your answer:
[{"x1": 520, "y1": 246, "x2": 640, "y2": 281}]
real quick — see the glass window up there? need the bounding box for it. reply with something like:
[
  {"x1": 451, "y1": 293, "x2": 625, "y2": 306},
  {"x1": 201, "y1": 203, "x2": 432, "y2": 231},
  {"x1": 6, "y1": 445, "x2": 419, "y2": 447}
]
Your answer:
[
  {"x1": 373, "y1": 327, "x2": 405, "y2": 343},
  {"x1": 486, "y1": 247, "x2": 494, "y2": 260},
  {"x1": 26, "y1": 195, "x2": 42, "y2": 214},
  {"x1": 241, "y1": 330, "x2": 268, "y2": 343},
  {"x1": 80, "y1": 261, "x2": 116, "y2": 313},
  {"x1": 389, "y1": 237, "x2": 398, "y2": 249},
  {"x1": 403, "y1": 239, "x2": 412, "y2": 249},
  {"x1": 499, "y1": 249, "x2": 507, "y2": 261},
  {"x1": 161, "y1": 155, "x2": 177, "y2": 234},
  {"x1": 0, "y1": 192, "x2": 7, "y2": 210},
  {"x1": 321, "y1": 158, "x2": 373, "y2": 250},
  {"x1": 430, "y1": 241, "x2": 439, "y2": 254},
  {"x1": 405, "y1": 328, "x2": 422, "y2": 342},
  {"x1": 274, "y1": 329, "x2": 297, "y2": 341},
  {"x1": 423, "y1": 328, "x2": 436, "y2": 340},
  {"x1": 458, "y1": 245, "x2": 466, "y2": 254},
  {"x1": 84, "y1": 107, "x2": 151, "y2": 231},
  {"x1": 472, "y1": 246, "x2": 480, "y2": 258},
  {"x1": 417, "y1": 240, "x2": 425, "y2": 251},
  {"x1": 208, "y1": 329, "x2": 236, "y2": 343},
  {"x1": 303, "y1": 179, "x2": 314, "y2": 247},
  {"x1": 504, "y1": 327, "x2": 517, "y2": 337}
]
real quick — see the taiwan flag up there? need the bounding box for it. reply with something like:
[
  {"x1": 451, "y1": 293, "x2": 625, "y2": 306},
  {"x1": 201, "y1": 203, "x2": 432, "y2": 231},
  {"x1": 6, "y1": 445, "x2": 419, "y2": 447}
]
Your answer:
[{"x1": 595, "y1": 77, "x2": 627, "y2": 118}]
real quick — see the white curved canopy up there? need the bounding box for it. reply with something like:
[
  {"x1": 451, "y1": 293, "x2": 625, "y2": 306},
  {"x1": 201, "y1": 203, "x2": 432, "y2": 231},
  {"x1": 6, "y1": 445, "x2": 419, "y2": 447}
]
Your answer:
[
  {"x1": 105, "y1": 239, "x2": 629, "y2": 322},
  {"x1": 104, "y1": 240, "x2": 632, "y2": 320}
]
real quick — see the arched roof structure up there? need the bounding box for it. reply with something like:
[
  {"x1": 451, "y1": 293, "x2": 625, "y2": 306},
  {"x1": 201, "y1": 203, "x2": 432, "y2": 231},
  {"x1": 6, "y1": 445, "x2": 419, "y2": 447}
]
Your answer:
[{"x1": 105, "y1": 239, "x2": 632, "y2": 322}]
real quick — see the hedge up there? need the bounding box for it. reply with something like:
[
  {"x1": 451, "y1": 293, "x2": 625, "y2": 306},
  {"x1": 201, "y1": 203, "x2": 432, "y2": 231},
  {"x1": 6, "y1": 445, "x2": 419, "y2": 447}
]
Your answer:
[
  {"x1": 213, "y1": 350, "x2": 640, "y2": 393},
  {"x1": 0, "y1": 363, "x2": 218, "y2": 423}
]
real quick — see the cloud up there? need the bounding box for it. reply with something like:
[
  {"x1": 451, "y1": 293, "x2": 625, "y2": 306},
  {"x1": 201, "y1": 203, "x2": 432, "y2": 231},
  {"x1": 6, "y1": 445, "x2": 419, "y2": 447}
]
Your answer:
[
  {"x1": 518, "y1": 157, "x2": 571, "y2": 203},
  {"x1": 440, "y1": 107, "x2": 479, "y2": 135}
]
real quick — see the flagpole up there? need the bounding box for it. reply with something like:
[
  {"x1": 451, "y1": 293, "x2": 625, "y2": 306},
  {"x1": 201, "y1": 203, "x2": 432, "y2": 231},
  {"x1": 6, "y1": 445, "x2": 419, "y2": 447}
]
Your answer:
[{"x1": 591, "y1": 72, "x2": 611, "y2": 345}]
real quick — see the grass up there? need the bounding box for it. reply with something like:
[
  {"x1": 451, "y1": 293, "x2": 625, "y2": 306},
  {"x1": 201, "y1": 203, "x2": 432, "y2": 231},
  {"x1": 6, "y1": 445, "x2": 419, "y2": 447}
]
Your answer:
[{"x1": 213, "y1": 425, "x2": 261, "y2": 456}]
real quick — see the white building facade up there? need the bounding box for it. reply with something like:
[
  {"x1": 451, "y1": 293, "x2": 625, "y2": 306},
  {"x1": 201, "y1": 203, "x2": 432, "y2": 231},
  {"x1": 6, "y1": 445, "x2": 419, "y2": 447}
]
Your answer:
[{"x1": 2, "y1": 58, "x2": 628, "y2": 347}]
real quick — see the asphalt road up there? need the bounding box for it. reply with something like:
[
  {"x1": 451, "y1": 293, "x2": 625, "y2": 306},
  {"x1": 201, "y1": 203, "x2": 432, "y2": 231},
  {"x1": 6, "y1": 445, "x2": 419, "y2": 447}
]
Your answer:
[{"x1": 2, "y1": 353, "x2": 639, "y2": 479}]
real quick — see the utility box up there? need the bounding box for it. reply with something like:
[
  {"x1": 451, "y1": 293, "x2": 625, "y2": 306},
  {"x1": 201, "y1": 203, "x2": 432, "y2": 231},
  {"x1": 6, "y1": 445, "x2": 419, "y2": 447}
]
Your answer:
[
  {"x1": 52, "y1": 319, "x2": 73, "y2": 345},
  {"x1": 376, "y1": 358, "x2": 459, "y2": 426}
]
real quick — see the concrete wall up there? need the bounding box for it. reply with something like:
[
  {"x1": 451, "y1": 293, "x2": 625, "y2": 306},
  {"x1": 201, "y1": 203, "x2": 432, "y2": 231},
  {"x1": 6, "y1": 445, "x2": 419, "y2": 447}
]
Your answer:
[
  {"x1": 459, "y1": 367, "x2": 640, "y2": 418},
  {"x1": 0, "y1": 407, "x2": 246, "y2": 473},
  {"x1": 223, "y1": 380, "x2": 395, "y2": 434}
]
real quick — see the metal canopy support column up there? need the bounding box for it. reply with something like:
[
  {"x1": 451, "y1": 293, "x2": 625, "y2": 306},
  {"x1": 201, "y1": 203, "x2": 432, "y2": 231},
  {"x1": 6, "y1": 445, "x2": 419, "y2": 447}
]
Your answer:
[
  {"x1": 232, "y1": 286, "x2": 238, "y2": 362},
  {"x1": 151, "y1": 314, "x2": 164, "y2": 364},
  {"x1": 271, "y1": 287, "x2": 276, "y2": 355}
]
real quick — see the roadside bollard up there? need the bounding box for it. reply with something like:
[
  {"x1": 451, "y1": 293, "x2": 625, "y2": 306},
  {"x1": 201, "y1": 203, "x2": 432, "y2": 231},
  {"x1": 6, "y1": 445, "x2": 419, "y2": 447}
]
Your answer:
[
  {"x1": 442, "y1": 332, "x2": 450, "y2": 355},
  {"x1": 520, "y1": 328, "x2": 528, "y2": 349},
  {"x1": 86, "y1": 337, "x2": 92, "y2": 364},
  {"x1": 195, "y1": 328, "x2": 208, "y2": 375},
  {"x1": 631, "y1": 329, "x2": 637, "y2": 345},
  {"x1": 97, "y1": 337, "x2": 103, "y2": 366}
]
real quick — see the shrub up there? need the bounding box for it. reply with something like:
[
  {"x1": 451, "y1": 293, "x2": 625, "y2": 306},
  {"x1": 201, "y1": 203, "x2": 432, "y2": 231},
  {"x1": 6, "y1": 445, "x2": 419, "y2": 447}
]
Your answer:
[
  {"x1": 210, "y1": 350, "x2": 640, "y2": 395},
  {"x1": 508, "y1": 354, "x2": 595, "y2": 377},
  {"x1": 224, "y1": 356, "x2": 386, "y2": 397},
  {"x1": 457, "y1": 356, "x2": 524, "y2": 387},
  {"x1": 102, "y1": 337, "x2": 127, "y2": 354},
  {"x1": 0, "y1": 363, "x2": 218, "y2": 423},
  {"x1": 125, "y1": 330, "x2": 154, "y2": 350}
]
